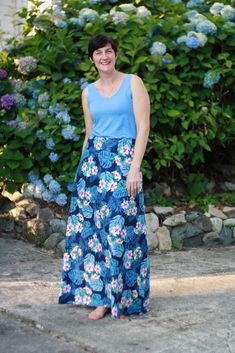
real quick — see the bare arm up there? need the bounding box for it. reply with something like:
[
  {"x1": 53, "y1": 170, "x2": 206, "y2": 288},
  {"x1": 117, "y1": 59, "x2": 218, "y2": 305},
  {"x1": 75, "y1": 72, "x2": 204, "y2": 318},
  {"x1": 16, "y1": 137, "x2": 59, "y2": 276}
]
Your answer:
[
  {"x1": 81, "y1": 87, "x2": 93, "y2": 153},
  {"x1": 126, "y1": 75, "x2": 150, "y2": 196}
]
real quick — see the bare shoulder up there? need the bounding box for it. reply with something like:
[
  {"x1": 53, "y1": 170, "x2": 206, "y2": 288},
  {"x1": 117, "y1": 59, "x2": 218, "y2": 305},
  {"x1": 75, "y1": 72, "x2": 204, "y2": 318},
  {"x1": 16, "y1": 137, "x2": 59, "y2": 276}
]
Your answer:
[
  {"x1": 130, "y1": 74, "x2": 144, "y2": 85},
  {"x1": 82, "y1": 86, "x2": 88, "y2": 100},
  {"x1": 130, "y1": 74, "x2": 147, "y2": 93}
]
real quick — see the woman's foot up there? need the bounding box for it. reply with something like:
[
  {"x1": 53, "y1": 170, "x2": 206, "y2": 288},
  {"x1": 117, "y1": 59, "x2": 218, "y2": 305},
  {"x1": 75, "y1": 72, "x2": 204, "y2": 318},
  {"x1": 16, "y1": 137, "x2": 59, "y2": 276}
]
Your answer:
[
  {"x1": 119, "y1": 315, "x2": 126, "y2": 319},
  {"x1": 88, "y1": 306, "x2": 110, "y2": 320}
]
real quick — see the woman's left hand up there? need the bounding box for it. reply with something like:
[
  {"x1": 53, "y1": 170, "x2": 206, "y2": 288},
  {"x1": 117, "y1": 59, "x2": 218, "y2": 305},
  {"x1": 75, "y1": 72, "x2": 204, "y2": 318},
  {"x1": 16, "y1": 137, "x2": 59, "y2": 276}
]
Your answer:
[{"x1": 126, "y1": 166, "x2": 142, "y2": 197}]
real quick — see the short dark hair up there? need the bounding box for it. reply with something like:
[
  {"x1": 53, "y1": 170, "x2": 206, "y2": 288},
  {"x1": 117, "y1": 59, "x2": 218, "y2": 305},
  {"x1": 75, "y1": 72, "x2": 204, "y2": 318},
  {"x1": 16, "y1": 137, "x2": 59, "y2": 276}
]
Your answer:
[{"x1": 88, "y1": 34, "x2": 118, "y2": 59}]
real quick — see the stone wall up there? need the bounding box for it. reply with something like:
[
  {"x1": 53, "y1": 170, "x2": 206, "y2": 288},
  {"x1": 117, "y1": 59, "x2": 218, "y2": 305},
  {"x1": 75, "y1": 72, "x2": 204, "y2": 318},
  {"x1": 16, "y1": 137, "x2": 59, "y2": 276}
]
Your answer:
[{"x1": 0, "y1": 190, "x2": 234, "y2": 257}]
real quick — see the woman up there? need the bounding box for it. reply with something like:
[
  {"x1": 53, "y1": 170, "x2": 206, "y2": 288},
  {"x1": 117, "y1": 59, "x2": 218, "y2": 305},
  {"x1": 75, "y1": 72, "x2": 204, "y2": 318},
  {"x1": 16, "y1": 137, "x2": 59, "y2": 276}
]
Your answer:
[{"x1": 58, "y1": 34, "x2": 150, "y2": 320}]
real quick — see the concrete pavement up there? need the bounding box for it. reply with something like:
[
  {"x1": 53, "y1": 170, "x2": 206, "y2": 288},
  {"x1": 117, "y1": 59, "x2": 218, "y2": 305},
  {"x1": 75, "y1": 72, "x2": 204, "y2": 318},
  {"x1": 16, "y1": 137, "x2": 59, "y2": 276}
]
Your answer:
[{"x1": 0, "y1": 235, "x2": 235, "y2": 353}]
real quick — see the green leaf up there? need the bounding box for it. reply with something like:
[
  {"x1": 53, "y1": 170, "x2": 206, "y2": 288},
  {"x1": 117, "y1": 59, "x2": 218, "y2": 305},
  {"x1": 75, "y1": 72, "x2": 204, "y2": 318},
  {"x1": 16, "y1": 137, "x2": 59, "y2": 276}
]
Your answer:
[
  {"x1": 168, "y1": 110, "x2": 181, "y2": 117},
  {"x1": 37, "y1": 64, "x2": 51, "y2": 74},
  {"x1": 22, "y1": 158, "x2": 34, "y2": 169},
  {"x1": 2, "y1": 150, "x2": 25, "y2": 161},
  {"x1": 6, "y1": 161, "x2": 20, "y2": 169},
  {"x1": 8, "y1": 140, "x2": 22, "y2": 149}
]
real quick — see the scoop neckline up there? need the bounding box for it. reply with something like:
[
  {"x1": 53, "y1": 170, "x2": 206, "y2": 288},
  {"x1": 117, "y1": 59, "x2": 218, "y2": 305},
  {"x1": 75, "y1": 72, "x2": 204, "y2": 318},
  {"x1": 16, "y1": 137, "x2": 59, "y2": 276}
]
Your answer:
[{"x1": 93, "y1": 74, "x2": 128, "y2": 99}]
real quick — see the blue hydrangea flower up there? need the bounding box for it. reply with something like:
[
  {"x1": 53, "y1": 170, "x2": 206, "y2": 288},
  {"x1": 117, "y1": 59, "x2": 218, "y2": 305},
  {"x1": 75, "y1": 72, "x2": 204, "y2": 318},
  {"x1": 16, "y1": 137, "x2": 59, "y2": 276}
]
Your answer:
[
  {"x1": 32, "y1": 89, "x2": 40, "y2": 100},
  {"x1": 13, "y1": 93, "x2": 27, "y2": 108},
  {"x1": 56, "y1": 20, "x2": 68, "y2": 28},
  {"x1": 52, "y1": 5, "x2": 64, "y2": 16},
  {"x1": 88, "y1": 0, "x2": 104, "y2": 4},
  {"x1": 186, "y1": 36, "x2": 200, "y2": 48},
  {"x1": 162, "y1": 56, "x2": 172, "y2": 64},
  {"x1": 69, "y1": 17, "x2": 81, "y2": 27},
  {"x1": 186, "y1": 0, "x2": 204, "y2": 9},
  {"x1": 46, "y1": 138, "x2": 55, "y2": 150},
  {"x1": 61, "y1": 125, "x2": 75, "y2": 140},
  {"x1": 56, "y1": 111, "x2": 71, "y2": 124},
  {"x1": 209, "y1": 3, "x2": 224, "y2": 15},
  {"x1": 184, "y1": 10, "x2": 200, "y2": 19},
  {"x1": 7, "y1": 120, "x2": 17, "y2": 127},
  {"x1": 203, "y1": 70, "x2": 221, "y2": 88},
  {"x1": 112, "y1": 11, "x2": 129, "y2": 24},
  {"x1": 38, "y1": 92, "x2": 50, "y2": 108},
  {"x1": 66, "y1": 182, "x2": 75, "y2": 192},
  {"x1": 38, "y1": 109, "x2": 47, "y2": 119},
  {"x1": 27, "y1": 99, "x2": 36, "y2": 109},
  {"x1": 193, "y1": 32, "x2": 207, "y2": 46},
  {"x1": 79, "y1": 8, "x2": 99, "y2": 23},
  {"x1": 225, "y1": 21, "x2": 235, "y2": 27},
  {"x1": 42, "y1": 190, "x2": 56, "y2": 202},
  {"x1": 80, "y1": 78, "x2": 89, "y2": 90},
  {"x1": 72, "y1": 134, "x2": 80, "y2": 142},
  {"x1": 196, "y1": 20, "x2": 217, "y2": 34},
  {"x1": 37, "y1": 79, "x2": 46, "y2": 86},
  {"x1": 34, "y1": 179, "x2": 46, "y2": 198},
  {"x1": 63, "y1": 77, "x2": 72, "y2": 84},
  {"x1": 221, "y1": 5, "x2": 235, "y2": 20},
  {"x1": 49, "y1": 103, "x2": 60, "y2": 115},
  {"x1": 176, "y1": 32, "x2": 207, "y2": 47},
  {"x1": 55, "y1": 193, "x2": 67, "y2": 206},
  {"x1": 36, "y1": 129, "x2": 46, "y2": 141},
  {"x1": 28, "y1": 171, "x2": 39, "y2": 183},
  {"x1": 49, "y1": 152, "x2": 59, "y2": 163},
  {"x1": 43, "y1": 174, "x2": 54, "y2": 185},
  {"x1": 34, "y1": 179, "x2": 45, "y2": 191},
  {"x1": 150, "y1": 41, "x2": 167, "y2": 55},
  {"x1": 49, "y1": 179, "x2": 61, "y2": 193}
]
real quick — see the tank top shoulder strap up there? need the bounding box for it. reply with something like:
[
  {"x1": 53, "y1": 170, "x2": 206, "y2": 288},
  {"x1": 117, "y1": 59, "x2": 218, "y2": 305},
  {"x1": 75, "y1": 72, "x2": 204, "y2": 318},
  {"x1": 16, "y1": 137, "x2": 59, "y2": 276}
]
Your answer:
[{"x1": 122, "y1": 73, "x2": 133, "y2": 96}]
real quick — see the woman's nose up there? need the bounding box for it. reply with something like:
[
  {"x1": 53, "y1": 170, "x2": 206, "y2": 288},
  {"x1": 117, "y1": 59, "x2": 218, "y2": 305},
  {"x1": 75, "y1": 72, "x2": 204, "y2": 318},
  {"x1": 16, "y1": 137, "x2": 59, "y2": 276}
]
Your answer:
[{"x1": 101, "y1": 52, "x2": 108, "y2": 59}]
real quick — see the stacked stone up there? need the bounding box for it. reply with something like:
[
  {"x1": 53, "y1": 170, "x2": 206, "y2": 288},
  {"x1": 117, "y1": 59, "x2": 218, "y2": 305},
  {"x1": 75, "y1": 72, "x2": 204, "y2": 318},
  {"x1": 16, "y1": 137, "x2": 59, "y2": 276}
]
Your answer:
[
  {"x1": 0, "y1": 190, "x2": 66, "y2": 256},
  {"x1": 0, "y1": 191, "x2": 235, "y2": 256},
  {"x1": 146, "y1": 205, "x2": 235, "y2": 251}
]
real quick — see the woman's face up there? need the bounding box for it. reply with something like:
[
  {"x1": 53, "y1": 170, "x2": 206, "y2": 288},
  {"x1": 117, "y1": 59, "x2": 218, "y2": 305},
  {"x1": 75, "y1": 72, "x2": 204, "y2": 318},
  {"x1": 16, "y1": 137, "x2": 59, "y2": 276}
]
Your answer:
[{"x1": 91, "y1": 43, "x2": 117, "y2": 73}]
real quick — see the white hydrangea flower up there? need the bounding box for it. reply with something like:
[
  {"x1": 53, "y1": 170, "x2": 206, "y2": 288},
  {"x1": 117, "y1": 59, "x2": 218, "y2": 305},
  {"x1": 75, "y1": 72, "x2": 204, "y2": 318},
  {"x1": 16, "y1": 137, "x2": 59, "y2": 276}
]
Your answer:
[
  {"x1": 112, "y1": 11, "x2": 129, "y2": 24},
  {"x1": 176, "y1": 35, "x2": 188, "y2": 44},
  {"x1": 136, "y1": 6, "x2": 151, "y2": 18},
  {"x1": 209, "y1": 2, "x2": 225, "y2": 15},
  {"x1": 118, "y1": 4, "x2": 136, "y2": 12},
  {"x1": 184, "y1": 10, "x2": 200, "y2": 19},
  {"x1": 190, "y1": 13, "x2": 207, "y2": 24},
  {"x1": 196, "y1": 19, "x2": 217, "y2": 34},
  {"x1": 150, "y1": 41, "x2": 167, "y2": 55},
  {"x1": 188, "y1": 31, "x2": 207, "y2": 46},
  {"x1": 221, "y1": 5, "x2": 235, "y2": 20}
]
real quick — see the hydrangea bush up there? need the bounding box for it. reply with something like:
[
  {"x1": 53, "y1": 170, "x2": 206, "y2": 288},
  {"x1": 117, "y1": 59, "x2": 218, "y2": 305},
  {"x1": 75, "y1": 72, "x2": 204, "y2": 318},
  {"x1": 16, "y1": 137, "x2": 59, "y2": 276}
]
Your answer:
[{"x1": 0, "y1": 0, "x2": 234, "y2": 206}]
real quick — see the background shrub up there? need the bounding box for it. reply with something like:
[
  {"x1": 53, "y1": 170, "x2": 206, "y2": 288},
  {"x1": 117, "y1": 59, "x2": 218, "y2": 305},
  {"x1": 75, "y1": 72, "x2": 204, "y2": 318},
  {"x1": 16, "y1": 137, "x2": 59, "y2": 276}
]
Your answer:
[{"x1": 0, "y1": 0, "x2": 234, "y2": 205}]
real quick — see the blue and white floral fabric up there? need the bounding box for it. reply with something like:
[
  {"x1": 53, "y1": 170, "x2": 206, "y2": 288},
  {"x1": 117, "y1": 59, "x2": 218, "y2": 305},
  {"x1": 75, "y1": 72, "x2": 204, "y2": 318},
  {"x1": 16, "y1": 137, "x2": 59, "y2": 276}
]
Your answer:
[{"x1": 58, "y1": 136, "x2": 150, "y2": 318}]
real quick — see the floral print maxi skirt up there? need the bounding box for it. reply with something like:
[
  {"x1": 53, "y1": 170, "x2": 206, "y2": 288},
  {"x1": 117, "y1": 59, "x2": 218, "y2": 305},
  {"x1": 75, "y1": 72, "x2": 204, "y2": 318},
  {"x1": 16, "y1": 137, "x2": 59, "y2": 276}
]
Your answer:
[{"x1": 58, "y1": 136, "x2": 150, "y2": 318}]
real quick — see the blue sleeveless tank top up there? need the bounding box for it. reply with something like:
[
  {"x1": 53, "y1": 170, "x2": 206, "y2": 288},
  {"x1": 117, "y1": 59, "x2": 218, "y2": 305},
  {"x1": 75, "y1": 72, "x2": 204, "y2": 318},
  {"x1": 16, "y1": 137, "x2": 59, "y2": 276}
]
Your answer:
[{"x1": 87, "y1": 74, "x2": 137, "y2": 139}]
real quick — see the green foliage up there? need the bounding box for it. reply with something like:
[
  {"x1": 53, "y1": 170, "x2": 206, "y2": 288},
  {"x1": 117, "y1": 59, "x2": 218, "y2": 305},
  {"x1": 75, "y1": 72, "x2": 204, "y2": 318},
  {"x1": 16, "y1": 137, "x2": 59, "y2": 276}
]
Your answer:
[
  {"x1": 0, "y1": 0, "x2": 235, "y2": 205},
  {"x1": 190, "y1": 192, "x2": 235, "y2": 211},
  {"x1": 172, "y1": 239, "x2": 183, "y2": 250},
  {"x1": 34, "y1": 233, "x2": 46, "y2": 247}
]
